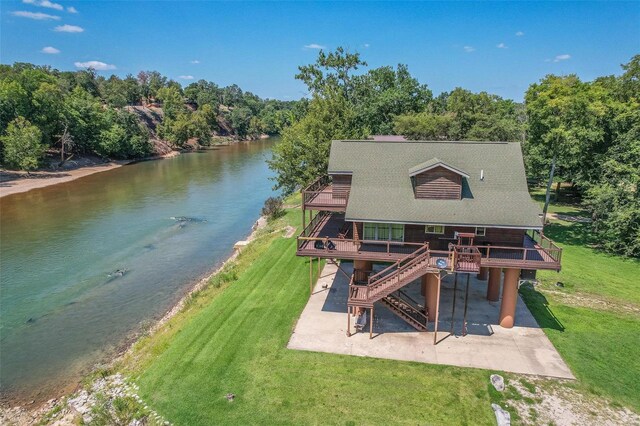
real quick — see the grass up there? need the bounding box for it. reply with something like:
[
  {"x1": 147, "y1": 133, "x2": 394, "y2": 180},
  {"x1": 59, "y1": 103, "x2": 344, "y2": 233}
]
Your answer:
[
  {"x1": 122, "y1": 202, "x2": 496, "y2": 425},
  {"x1": 521, "y1": 186, "x2": 640, "y2": 412},
  {"x1": 118, "y1": 190, "x2": 639, "y2": 424}
]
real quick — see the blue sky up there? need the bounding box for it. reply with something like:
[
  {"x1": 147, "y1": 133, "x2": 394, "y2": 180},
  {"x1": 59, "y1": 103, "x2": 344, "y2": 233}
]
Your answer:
[{"x1": 2, "y1": 1, "x2": 639, "y2": 101}]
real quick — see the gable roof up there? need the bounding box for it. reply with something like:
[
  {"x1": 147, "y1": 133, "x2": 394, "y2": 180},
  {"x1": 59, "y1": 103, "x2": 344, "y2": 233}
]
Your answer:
[
  {"x1": 408, "y1": 158, "x2": 470, "y2": 178},
  {"x1": 328, "y1": 140, "x2": 543, "y2": 229}
]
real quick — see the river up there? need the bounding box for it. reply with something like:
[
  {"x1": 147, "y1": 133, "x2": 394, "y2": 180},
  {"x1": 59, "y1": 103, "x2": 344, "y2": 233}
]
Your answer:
[{"x1": 0, "y1": 139, "x2": 278, "y2": 404}]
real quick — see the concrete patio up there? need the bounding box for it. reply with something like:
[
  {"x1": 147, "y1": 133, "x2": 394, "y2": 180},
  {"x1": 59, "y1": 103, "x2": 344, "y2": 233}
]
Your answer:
[{"x1": 288, "y1": 262, "x2": 574, "y2": 379}]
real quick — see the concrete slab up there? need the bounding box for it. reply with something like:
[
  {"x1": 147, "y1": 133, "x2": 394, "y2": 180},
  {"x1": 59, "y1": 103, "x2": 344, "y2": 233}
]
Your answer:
[{"x1": 288, "y1": 262, "x2": 575, "y2": 379}]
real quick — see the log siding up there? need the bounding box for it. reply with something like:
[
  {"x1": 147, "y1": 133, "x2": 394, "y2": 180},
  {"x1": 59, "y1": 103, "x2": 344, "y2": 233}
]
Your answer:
[
  {"x1": 331, "y1": 174, "x2": 352, "y2": 199},
  {"x1": 413, "y1": 166, "x2": 462, "y2": 200}
]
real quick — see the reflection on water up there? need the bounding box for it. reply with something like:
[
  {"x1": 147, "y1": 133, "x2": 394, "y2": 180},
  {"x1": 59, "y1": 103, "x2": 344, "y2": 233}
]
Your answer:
[{"x1": 0, "y1": 140, "x2": 277, "y2": 403}]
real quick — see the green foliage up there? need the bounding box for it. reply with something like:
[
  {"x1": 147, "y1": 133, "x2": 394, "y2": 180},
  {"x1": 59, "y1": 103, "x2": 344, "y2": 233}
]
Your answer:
[
  {"x1": 261, "y1": 196, "x2": 284, "y2": 220},
  {"x1": 270, "y1": 47, "x2": 431, "y2": 194},
  {"x1": 97, "y1": 110, "x2": 151, "y2": 159},
  {"x1": 1, "y1": 116, "x2": 45, "y2": 170},
  {"x1": 526, "y1": 55, "x2": 640, "y2": 256},
  {"x1": 270, "y1": 88, "x2": 367, "y2": 194},
  {"x1": 394, "y1": 88, "x2": 524, "y2": 141}
]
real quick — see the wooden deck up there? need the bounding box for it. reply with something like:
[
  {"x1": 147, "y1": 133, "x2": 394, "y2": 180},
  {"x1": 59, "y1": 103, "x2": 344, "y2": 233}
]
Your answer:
[
  {"x1": 303, "y1": 186, "x2": 348, "y2": 211},
  {"x1": 297, "y1": 212, "x2": 561, "y2": 271}
]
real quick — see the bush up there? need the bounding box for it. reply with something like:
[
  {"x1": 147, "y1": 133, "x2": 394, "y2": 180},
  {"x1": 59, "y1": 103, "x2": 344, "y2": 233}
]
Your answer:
[
  {"x1": 1, "y1": 116, "x2": 45, "y2": 170},
  {"x1": 262, "y1": 196, "x2": 284, "y2": 220}
]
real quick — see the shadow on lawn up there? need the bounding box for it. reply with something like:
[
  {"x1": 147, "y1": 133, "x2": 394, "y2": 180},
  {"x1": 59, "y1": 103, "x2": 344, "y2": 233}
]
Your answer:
[
  {"x1": 519, "y1": 283, "x2": 565, "y2": 332},
  {"x1": 544, "y1": 221, "x2": 595, "y2": 247}
]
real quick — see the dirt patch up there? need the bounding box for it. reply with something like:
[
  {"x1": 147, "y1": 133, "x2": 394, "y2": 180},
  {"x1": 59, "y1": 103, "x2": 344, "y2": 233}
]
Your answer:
[
  {"x1": 542, "y1": 289, "x2": 640, "y2": 316},
  {"x1": 507, "y1": 377, "x2": 639, "y2": 425}
]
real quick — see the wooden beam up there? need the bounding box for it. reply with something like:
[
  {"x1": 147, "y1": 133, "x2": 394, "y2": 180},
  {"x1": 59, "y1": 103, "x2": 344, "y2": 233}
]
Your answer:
[
  {"x1": 433, "y1": 273, "x2": 441, "y2": 345},
  {"x1": 309, "y1": 257, "x2": 313, "y2": 294},
  {"x1": 369, "y1": 306, "x2": 374, "y2": 339}
]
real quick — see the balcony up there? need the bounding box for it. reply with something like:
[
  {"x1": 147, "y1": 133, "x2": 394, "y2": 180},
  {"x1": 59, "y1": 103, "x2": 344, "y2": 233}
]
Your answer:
[
  {"x1": 302, "y1": 176, "x2": 349, "y2": 212},
  {"x1": 296, "y1": 212, "x2": 562, "y2": 271}
]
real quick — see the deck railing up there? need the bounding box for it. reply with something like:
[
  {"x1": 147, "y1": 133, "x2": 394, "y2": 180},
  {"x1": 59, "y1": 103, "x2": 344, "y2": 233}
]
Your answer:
[
  {"x1": 302, "y1": 176, "x2": 349, "y2": 209},
  {"x1": 526, "y1": 230, "x2": 563, "y2": 263},
  {"x1": 477, "y1": 243, "x2": 562, "y2": 267},
  {"x1": 297, "y1": 236, "x2": 425, "y2": 258}
]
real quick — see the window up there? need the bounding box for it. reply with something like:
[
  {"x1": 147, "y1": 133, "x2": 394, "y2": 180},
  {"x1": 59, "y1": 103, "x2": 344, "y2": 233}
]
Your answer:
[
  {"x1": 363, "y1": 223, "x2": 404, "y2": 241},
  {"x1": 425, "y1": 225, "x2": 445, "y2": 234},
  {"x1": 475, "y1": 227, "x2": 486, "y2": 237}
]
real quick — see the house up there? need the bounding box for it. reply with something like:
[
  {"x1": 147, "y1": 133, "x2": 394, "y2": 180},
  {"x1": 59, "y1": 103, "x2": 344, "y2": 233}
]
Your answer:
[{"x1": 296, "y1": 139, "x2": 562, "y2": 341}]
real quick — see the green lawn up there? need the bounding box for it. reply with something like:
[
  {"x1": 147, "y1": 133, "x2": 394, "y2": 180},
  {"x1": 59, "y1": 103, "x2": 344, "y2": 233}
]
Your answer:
[
  {"x1": 121, "y1": 192, "x2": 639, "y2": 424},
  {"x1": 124, "y1": 208, "x2": 496, "y2": 425},
  {"x1": 522, "y1": 187, "x2": 640, "y2": 412}
]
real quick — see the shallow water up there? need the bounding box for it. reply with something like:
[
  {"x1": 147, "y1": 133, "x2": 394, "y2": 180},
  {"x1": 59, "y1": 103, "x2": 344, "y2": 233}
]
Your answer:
[{"x1": 0, "y1": 139, "x2": 277, "y2": 403}]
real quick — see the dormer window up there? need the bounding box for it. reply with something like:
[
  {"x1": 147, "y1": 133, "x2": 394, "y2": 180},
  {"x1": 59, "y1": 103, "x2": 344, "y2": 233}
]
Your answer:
[{"x1": 409, "y1": 158, "x2": 469, "y2": 200}]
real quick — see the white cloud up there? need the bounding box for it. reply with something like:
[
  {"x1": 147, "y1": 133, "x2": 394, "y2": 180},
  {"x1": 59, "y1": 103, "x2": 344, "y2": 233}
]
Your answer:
[
  {"x1": 41, "y1": 46, "x2": 60, "y2": 54},
  {"x1": 515, "y1": 31, "x2": 524, "y2": 36},
  {"x1": 463, "y1": 45, "x2": 475, "y2": 53},
  {"x1": 11, "y1": 10, "x2": 60, "y2": 20},
  {"x1": 553, "y1": 54, "x2": 571, "y2": 62},
  {"x1": 54, "y1": 24, "x2": 84, "y2": 32},
  {"x1": 497, "y1": 42, "x2": 508, "y2": 49},
  {"x1": 74, "y1": 61, "x2": 116, "y2": 70},
  {"x1": 190, "y1": 60, "x2": 200, "y2": 64},
  {"x1": 304, "y1": 43, "x2": 325, "y2": 49},
  {"x1": 363, "y1": 43, "x2": 370, "y2": 48},
  {"x1": 22, "y1": 0, "x2": 63, "y2": 11},
  {"x1": 178, "y1": 75, "x2": 194, "y2": 80},
  {"x1": 67, "y1": 6, "x2": 78, "y2": 13}
]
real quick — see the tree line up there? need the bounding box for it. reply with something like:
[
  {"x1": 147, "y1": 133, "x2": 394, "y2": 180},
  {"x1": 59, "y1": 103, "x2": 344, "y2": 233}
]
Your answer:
[
  {"x1": 269, "y1": 49, "x2": 639, "y2": 257},
  {"x1": 0, "y1": 64, "x2": 300, "y2": 170}
]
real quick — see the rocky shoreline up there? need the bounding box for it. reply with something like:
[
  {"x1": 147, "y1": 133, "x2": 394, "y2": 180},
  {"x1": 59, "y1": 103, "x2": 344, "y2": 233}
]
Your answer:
[{"x1": 0, "y1": 215, "x2": 269, "y2": 425}]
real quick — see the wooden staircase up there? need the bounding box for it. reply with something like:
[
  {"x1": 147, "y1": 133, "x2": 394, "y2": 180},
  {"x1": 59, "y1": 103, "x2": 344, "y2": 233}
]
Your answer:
[
  {"x1": 380, "y1": 291, "x2": 428, "y2": 331},
  {"x1": 348, "y1": 244, "x2": 436, "y2": 308}
]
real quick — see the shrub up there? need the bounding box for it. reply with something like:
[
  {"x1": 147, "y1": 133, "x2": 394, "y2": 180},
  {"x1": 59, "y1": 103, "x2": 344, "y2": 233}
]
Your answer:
[
  {"x1": 1, "y1": 116, "x2": 45, "y2": 170},
  {"x1": 262, "y1": 196, "x2": 284, "y2": 220}
]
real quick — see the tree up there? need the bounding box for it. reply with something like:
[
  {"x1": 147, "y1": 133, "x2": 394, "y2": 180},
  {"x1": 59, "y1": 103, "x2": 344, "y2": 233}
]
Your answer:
[
  {"x1": 269, "y1": 88, "x2": 365, "y2": 194},
  {"x1": 156, "y1": 86, "x2": 184, "y2": 120},
  {"x1": 525, "y1": 75, "x2": 607, "y2": 222},
  {"x1": 296, "y1": 46, "x2": 367, "y2": 100},
  {"x1": 394, "y1": 112, "x2": 455, "y2": 140},
  {"x1": 1, "y1": 116, "x2": 45, "y2": 171}
]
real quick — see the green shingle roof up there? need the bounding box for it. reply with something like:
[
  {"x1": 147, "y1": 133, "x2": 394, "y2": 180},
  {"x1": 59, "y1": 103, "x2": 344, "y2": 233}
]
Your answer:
[{"x1": 328, "y1": 140, "x2": 543, "y2": 229}]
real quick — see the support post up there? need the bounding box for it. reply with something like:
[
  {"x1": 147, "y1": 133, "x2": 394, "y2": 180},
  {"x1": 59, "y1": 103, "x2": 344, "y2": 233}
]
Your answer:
[
  {"x1": 499, "y1": 268, "x2": 521, "y2": 328},
  {"x1": 302, "y1": 206, "x2": 306, "y2": 231},
  {"x1": 369, "y1": 306, "x2": 374, "y2": 339},
  {"x1": 433, "y1": 274, "x2": 441, "y2": 345},
  {"x1": 424, "y1": 273, "x2": 439, "y2": 322},
  {"x1": 462, "y1": 274, "x2": 470, "y2": 336},
  {"x1": 347, "y1": 307, "x2": 351, "y2": 337},
  {"x1": 487, "y1": 267, "x2": 501, "y2": 301},
  {"x1": 450, "y1": 273, "x2": 458, "y2": 334},
  {"x1": 477, "y1": 267, "x2": 488, "y2": 280},
  {"x1": 309, "y1": 257, "x2": 313, "y2": 294}
]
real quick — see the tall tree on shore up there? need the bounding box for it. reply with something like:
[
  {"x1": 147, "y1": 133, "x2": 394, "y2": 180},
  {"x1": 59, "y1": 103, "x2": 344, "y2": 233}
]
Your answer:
[
  {"x1": 270, "y1": 47, "x2": 432, "y2": 193},
  {"x1": 1, "y1": 117, "x2": 45, "y2": 171}
]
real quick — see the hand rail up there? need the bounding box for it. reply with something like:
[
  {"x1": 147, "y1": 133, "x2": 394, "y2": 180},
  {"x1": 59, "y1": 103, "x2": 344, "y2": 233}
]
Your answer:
[
  {"x1": 302, "y1": 175, "x2": 330, "y2": 193},
  {"x1": 368, "y1": 243, "x2": 429, "y2": 284},
  {"x1": 367, "y1": 246, "x2": 431, "y2": 299}
]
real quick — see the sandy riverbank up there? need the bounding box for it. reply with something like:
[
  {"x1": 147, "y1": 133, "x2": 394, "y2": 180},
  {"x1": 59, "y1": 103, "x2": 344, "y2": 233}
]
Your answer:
[{"x1": 0, "y1": 152, "x2": 180, "y2": 199}]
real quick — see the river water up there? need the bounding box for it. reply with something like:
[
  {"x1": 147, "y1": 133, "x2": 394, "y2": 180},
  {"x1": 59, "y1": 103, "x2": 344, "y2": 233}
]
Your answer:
[{"x1": 0, "y1": 139, "x2": 278, "y2": 404}]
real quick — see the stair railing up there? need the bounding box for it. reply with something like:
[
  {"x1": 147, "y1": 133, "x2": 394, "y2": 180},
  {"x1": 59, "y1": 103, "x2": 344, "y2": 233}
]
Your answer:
[{"x1": 366, "y1": 243, "x2": 430, "y2": 300}]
